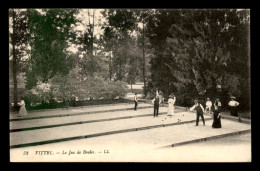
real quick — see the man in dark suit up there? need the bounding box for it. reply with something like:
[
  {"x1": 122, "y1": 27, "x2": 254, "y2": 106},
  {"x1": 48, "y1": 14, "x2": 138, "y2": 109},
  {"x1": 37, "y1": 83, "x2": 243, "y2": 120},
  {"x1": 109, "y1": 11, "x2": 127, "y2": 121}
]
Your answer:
[
  {"x1": 134, "y1": 93, "x2": 138, "y2": 110},
  {"x1": 152, "y1": 95, "x2": 161, "y2": 117}
]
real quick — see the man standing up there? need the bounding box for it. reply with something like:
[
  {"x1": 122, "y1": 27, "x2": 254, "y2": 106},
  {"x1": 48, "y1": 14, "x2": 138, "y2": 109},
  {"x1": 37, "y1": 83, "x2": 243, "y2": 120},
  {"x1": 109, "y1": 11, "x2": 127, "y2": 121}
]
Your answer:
[
  {"x1": 134, "y1": 93, "x2": 138, "y2": 110},
  {"x1": 152, "y1": 95, "x2": 161, "y2": 117},
  {"x1": 190, "y1": 99, "x2": 205, "y2": 126},
  {"x1": 228, "y1": 96, "x2": 239, "y2": 117}
]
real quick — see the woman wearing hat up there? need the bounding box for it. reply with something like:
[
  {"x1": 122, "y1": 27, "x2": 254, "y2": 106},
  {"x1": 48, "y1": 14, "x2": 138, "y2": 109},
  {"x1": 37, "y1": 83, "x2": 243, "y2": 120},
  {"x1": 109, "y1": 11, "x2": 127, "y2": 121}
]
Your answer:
[
  {"x1": 18, "y1": 97, "x2": 28, "y2": 117},
  {"x1": 228, "y1": 96, "x2": 239, "y2": 117},
  {"x1": 205, "y1": 98, "x2": 212, "y2": 115},
  {"x1": 167, "y1": 94, "x2": 176, "y2": 115},
  {"x1": 212, "y1": 98, "x2": 222, "y2": 128},
  {"x1": 189, "y1": 99, "x2": 205, "y2": 126}
]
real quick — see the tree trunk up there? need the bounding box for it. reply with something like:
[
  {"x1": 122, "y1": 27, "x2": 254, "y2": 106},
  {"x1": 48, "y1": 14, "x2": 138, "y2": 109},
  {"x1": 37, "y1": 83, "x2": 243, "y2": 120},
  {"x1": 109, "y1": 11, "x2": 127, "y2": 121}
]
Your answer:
[
  {"x1": 90, "y1": 10, "x2": 95, "y2": 77},
  {"x1": 91, "y1": 10, "x2": 94, "y2": 57},
  {"x1": 142, "y1": 21, "x2": 147, "y2": 97},
  {"x1": 12, "y1": 11, "x2": 18, "y2": 108},
  {"x1": 130, "y1": 79, "x2": 132, "y2": 93},
  {"x1": 118, "y1": 58, "x2": 122, "y2": 80},
  {"x1": 88, "y1": 9, "x2": 95, "y2": 77},
  {"x1": 109, "y1": 52, "x2": 112, "y2": 81}
]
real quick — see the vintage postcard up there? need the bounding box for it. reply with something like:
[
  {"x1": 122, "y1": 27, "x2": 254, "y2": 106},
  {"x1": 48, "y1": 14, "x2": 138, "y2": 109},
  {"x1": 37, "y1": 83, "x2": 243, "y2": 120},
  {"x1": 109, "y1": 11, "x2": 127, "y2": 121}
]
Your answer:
[{"x1": 9, "y1": 8, "x2": 251, "y2": 162}]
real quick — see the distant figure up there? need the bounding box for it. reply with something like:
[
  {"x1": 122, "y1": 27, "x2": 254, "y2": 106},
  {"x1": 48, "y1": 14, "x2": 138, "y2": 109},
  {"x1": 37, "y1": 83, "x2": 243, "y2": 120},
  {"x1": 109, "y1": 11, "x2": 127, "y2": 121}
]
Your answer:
[
  {"x1": 212, "y1": 98, "x2": 222, "y2": 128},
  {"x1": 228, "y1": 96, "x2": 239, "y2": 117},
  {"x1": 18, "y1": 97, "x2": 27, "y2": 117},
  {"x1": 205, "y1": 98, "x2": 213, "y2": 115},
  {"x1": 134, "y1": 93, "x2": 138, "y2": 110},
  {"x1": 167, "y1": 94, "x2": 176, "y2": 115},
  {"x1": 152, "y1": 95, "x2": 161, "y2": 117},
  {"x1": 156, "y1": 89, "x2": 159, "y2": 96},
  {"x1": 190, "y1": 99, "x2": 205, "y2": 126}
]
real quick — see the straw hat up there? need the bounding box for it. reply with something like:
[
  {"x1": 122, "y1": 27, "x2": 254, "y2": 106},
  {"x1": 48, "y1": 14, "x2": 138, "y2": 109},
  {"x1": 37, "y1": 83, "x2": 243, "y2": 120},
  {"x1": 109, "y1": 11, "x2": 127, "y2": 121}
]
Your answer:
[{"x1": 230, "y1": 96, "x2": 236, "y2": 99}]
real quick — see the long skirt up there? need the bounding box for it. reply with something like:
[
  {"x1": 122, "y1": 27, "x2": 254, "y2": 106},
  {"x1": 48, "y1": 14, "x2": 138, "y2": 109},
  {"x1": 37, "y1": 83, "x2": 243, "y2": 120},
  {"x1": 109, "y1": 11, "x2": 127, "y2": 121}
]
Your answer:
[
  {"x1": 212, "y1": 111, "x2": 221, "y2": 128},
  {"x1": 18, "y1": 105, "x2": 27, "y2": 117},
  {"x1": 230, "y1": 106, "x2": 238, "y2": 117},
  {"x1": 168, "y1": 104, "x2": 174, "y2": 115}
]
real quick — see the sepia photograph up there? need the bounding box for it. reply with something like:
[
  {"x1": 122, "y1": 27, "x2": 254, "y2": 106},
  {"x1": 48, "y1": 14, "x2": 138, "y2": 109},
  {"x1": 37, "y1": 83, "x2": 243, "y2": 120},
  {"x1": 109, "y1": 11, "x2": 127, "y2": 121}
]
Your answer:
[{"x1": 9, "y1": 8, "x2": 251, "y2": 162}]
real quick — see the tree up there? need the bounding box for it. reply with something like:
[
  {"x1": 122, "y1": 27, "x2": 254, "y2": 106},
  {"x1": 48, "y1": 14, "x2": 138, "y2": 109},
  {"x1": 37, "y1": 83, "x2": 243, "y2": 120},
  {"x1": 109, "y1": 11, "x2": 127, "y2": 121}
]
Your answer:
[
  {"x1": 26, "y1": 9, "x2": 78, "y2": 89},
  {"x1": 9, "y1": 9, "x2": 29, "y2": 108},
  {"x1": 146, "y1": 9, "x2": 180, "y2": 97},
  {"x1": 146, "y1": 9, "x2": 250, "y2": 108},
  {"x1": 101, "y1": 9, "x2": 138, "y2": 81},
  {"x1": 76, "y1": 9, "x2": 101, "y2": 77},
  {"x1": 135, "y1": 9, "x2": 155, "y2": 97},
  {"x1": 168, "y1": 9, "x2": 249, "y2": 106}
]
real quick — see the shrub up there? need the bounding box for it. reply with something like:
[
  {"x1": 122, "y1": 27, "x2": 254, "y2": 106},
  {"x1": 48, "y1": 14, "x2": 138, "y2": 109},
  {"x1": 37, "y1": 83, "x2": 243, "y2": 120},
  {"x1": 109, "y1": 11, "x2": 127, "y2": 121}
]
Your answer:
[
  {"x1": 24, "y1": 66, "x2": 129, "y2": 110},
  {"x1": 83, "y1": 77, "x2": 128, "y2": 100},
  {"x1": 49, "y1": 98, "x2": 59, "y2": 108}
]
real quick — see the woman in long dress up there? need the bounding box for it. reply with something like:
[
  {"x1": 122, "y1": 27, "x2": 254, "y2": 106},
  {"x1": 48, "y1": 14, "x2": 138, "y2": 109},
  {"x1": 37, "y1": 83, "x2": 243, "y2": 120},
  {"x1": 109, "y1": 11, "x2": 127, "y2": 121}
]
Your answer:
[
  {"x1": 167, "y1": 94, "x2": 176, "y2": 115},
  {"x1": 212, "y1": 99, "x2": 222, "y2": 128},
  {"x1": 18, "y1": 97, "x2": 27, "y2": 117},
  {"x1": 205, "y1": 98, "x2": 212, "y2": 115}
]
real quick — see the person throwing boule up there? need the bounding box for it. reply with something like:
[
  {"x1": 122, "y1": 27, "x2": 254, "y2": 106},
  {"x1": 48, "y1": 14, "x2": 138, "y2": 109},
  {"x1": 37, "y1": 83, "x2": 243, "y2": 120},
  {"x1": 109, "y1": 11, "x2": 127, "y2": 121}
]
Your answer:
[{"x1": 189, "y1": 99, "x2": 205, "y2": 126}]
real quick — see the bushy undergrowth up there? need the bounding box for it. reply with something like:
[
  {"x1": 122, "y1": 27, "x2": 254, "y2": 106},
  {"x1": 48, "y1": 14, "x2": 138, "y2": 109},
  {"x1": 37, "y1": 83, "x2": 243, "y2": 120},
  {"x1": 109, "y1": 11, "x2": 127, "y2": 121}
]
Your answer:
[{"x1": 24, "y1": 68, "x2": 128, "y2": 110}]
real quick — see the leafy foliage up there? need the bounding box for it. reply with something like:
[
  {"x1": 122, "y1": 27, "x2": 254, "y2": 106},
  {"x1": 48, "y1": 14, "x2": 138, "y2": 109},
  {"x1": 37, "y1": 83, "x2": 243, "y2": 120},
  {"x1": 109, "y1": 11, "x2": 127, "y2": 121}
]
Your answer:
[
  {"x1": 25, "y1": 9, "x2": 78, "y2": 88},
  {"x1": 24, "y1": 66, "x2": 128, "y2": 109},
  {"x1": 9, "y1": 9, "x2": 30, "y2": 107},
  {"x1": 146, "y1": 9, "x2": 250, "y2": 109}
]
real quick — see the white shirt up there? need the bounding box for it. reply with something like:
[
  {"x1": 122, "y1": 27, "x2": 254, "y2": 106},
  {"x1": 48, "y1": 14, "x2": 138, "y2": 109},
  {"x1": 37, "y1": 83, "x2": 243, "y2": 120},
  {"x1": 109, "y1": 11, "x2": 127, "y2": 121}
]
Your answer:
[
  {"x1": 228, "y1": 100, "x2": 239, "y2": 107},
  {"x1": 206, "y1": 101, "x2": 212, "y2": 108},
  {"x1": 168, "y1": 97, "x2": 176, "y2": 104},
  {"x1": 134, "y1": 95, "x2": 138, "y2": 102},
  {"x1": 168, "y1": 98, "x2": 174, "y2": 104},
  {"x1": 190, "y1": 104, "x2": 205, "y2": 113}
]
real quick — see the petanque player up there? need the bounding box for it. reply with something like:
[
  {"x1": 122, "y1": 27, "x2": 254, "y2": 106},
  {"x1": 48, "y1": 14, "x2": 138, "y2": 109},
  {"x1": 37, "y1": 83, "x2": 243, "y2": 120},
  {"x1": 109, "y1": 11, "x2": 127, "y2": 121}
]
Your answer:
[
  {"x1": 228, "y1": 96, "x2": 239, "y2": 117},
  {"x1": 205, "y1": 98, "x2": 212, "y2": 115},
  {"x1": 18, "y1": 97, "x2": 28, "y2": 117},
  {"x1": 212, "y1": 98, "x2": 222, "y2": 128},
  {"x1": 190, "y1": 99, "x2": 205, "y2": 126},
  {"x1": 152, "y1": 95, "x2": 161, "y2": 117},
  {"x1": 167, "y1": 94, "x2": 176, "y2": 115},
  {"x1": 134, "y1": 93, "x2": 138, "y2": 110}
]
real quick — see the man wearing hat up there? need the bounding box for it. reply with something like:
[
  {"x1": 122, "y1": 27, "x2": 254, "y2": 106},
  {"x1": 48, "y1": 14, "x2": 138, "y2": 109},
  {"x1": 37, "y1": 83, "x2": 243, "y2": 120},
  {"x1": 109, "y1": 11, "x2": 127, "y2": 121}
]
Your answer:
[
  {"x1": 190, "y1": 99, "x2": 205, "y2": 126},
  {"x1": 228, "y1": 96, "x2": 239, "y2": 117},
  {"x1": 205, "y1": 98, "x2": 212, "y2": 115},
  {"x1": 152, "y1": 95, "x2": 161, "y2": 117}
]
